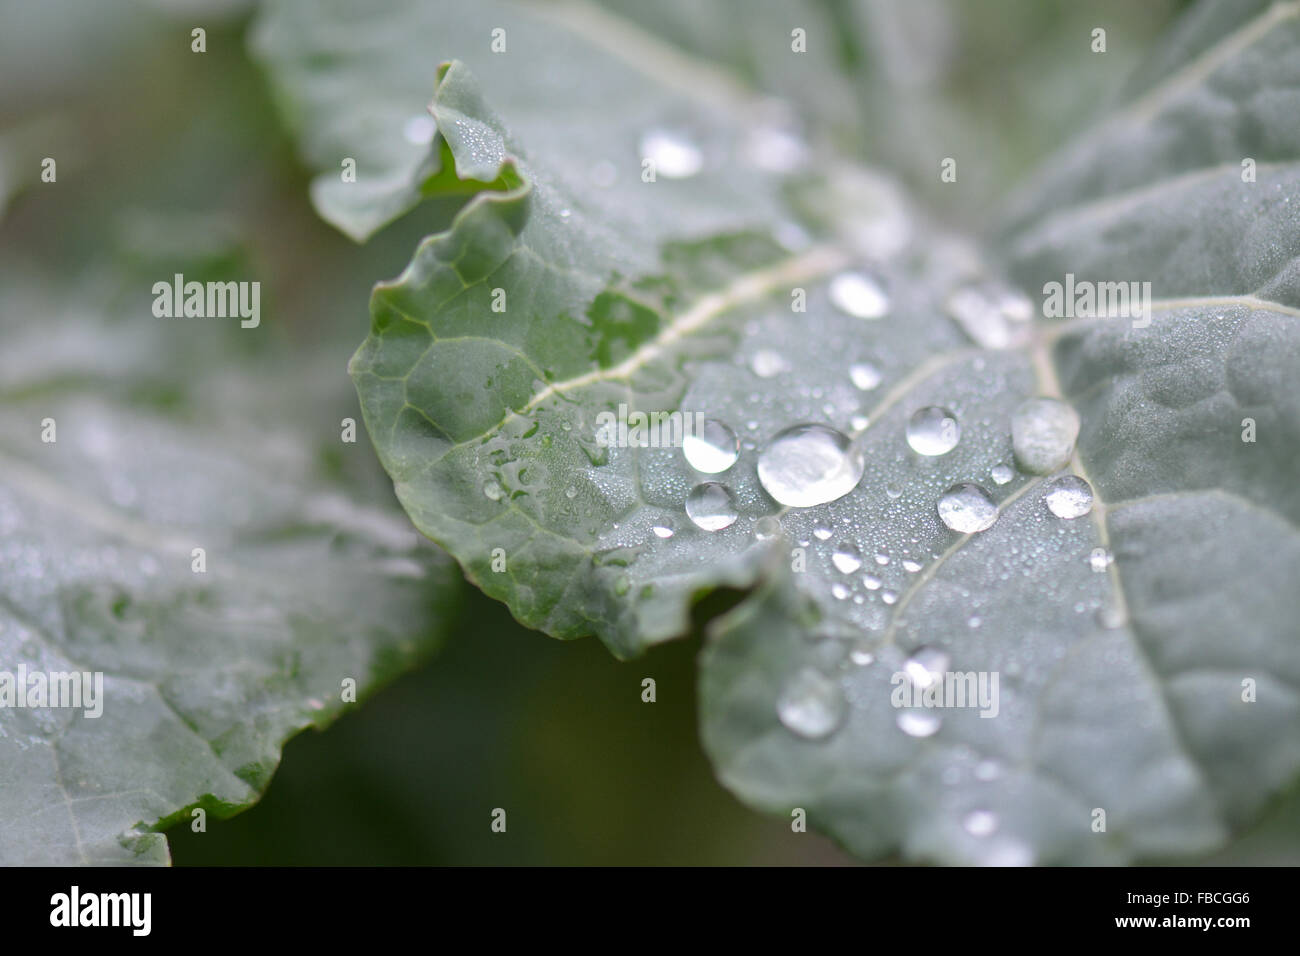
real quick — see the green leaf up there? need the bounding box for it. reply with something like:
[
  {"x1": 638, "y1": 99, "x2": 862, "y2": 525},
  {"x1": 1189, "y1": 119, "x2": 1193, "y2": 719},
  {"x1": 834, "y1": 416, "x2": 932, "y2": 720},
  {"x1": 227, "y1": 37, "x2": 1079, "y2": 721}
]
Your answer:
[
  {"x1": 0, "y1": 268, "x2": 460, "y2": 865},
  {"x1": 261, "y1": 0, "x2": 1300, "y2": 864}
]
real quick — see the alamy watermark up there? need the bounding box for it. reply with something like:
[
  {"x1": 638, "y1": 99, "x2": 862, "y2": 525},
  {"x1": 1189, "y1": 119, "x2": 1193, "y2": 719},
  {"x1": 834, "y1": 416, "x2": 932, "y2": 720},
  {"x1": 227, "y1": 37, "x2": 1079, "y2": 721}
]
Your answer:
[
  {"x1": 1042, "y1": 273, "x2": 1152, "y2": 328},
  {"x1": 0, "y1": 666, "x2": 103, "y2": 718},
  {"x1": 594, "y1": 403, "x2": 706, "y2": 448},
  {"x1": 152, "y1": 273, "x2": 260, "y2": 328},
  {"x1": 891, "y1": 667, "x2": 999, "y2": 718}
]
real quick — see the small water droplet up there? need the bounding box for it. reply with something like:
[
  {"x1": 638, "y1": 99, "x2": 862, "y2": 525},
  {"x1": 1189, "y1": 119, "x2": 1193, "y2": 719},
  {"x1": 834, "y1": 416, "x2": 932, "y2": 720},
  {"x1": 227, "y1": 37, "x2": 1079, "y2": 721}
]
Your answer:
[
  {"x1": 832, "y1": 543, "x2": 862, "y2": 574},
  {"x1": 1044, "y1": 475, "x2": 1093, "y2": 518},
  {"x1": 652, "y1": 519, "x2": 675, "y2": 539},
  {"x1": 829, "y1": 271, "x2": 889, "y2": 319},
  {"x1": 402, "y1": 114, "x2": 436, "y2": 145},
  {"x1": 483, "y1": 480, "x2": 503, "y2": 501},
  {"x1": 831, "y1": 582, "x2": 851, "y2": 600},
  {"x1": 757, "y1": 423, "x2": 865, "y2": 508},
  {"x1": 1089, "y1": 548, "x2": 1113, "y2": 572},
  {"x1": 683, "y1": 418, "x2": 740, "y2": 474},
  {"x1": 750, "y1": 349, "x2": 790, "y2": 378},
  {"x1": 777, "y1": 668, "x2": 847, "y2": 739},
  {"x1": 937, "y1": 483, "x2": 998, "y2": 533},
  {"x1": 874, "y1": 552, "x2": 889, "y2": 566},
  {"x1": 862, "y1": 574, "x2": 882, "y2": 590},
  {"x1": 906, "y1": 406, "x2": 961, "y2": 455},
  {"x1": 896, "y1": 710, "x2": 942, "y2": 737},
  {"x1": 881, "y1": 589, "x2": 899, "y2": 605},
  {"x1": 753, "y1": 516, "x2": 782, "y2": 540},
  {"x1": 849, "y1": 414, "x2": 870, "y2": 431},
  {"x1": 902, "y1": 559, "x2": 923, "y2": 573},
  {"x1": 746, "y1": 124, "x2": 809, "y2": 173},
  {"x1": 813, "y1": 525, "x2": 833, "y2": 541},
  {"x1": 963, "y1": 810, "x2": 999, "y2": 837},
  {"x1": 1011, "y1": 398, "x2": 1080, "y2": 475},
  {"x1": 849, "y1": 362, "x2": 882, "y2": 391},
  {"x1": 559, "y1": 207, "x2": 572, "y2": 219},
  {"x1": 641, "y1": 129, "x2": 703, "y2": 179},
  {"x1": 990, "y1": 463, "x2": 1015, "y2": 485},
  {"x1": 685, "y1": 482, "x2": 738, "y2": 531},
  {"x1": 849, "y1": 641, "x2": 875, "y2": 666},
  {"x1": 903, "y1": 646, "x2": 951, "y2": 689},
  {"x1": 968, "y1": 615, "x2": 982, "y2": 629},
  {"x1": 565, "y1": 485, "x2": 578, "y2": 499}
]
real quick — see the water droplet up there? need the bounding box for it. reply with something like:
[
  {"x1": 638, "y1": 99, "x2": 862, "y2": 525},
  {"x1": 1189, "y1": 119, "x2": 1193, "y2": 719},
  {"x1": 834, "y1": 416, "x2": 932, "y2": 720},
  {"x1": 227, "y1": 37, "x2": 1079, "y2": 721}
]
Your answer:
[
  {"x1": 683, "y1": 419, "x2": 740, "y2": 474},
  {"x1": 753, "y1": 516, "x2": 782, "y2": 540},
  {"x1": 902, "y1": 559, "x2": 923, "y2": 573},
  {"x1": 565, "y1": 485, "x2": 578, "y2": 499},
  {"x1": 757, "y1": 423, "x2": 865, "y2": 508},
  {"x1": 945, "y1": 282, "x2": 1032, "y2": 349},
  {"x1": 849, "y1": 414, "x2": 870, "y2": 432},
  {"x1": 849, "y1": 641, "x2": 875, "y2": 666},
  {"x1": 937, "y1": 483, "x2": 998, "y2": 533},
  {"x1": 903, "y1": 646, "x2": 951, "y2": 689},
  {"x1": 829, "y1": 271, "x2": 889, "y2": 319},
  {"x1": 685, "y1": 482, "x2": 738, "y2": 531},
  {"x1": 1096, "y1": 604, "x2": 1127, "y2": 629},
  {"x1": 750, "y1": 349, "x2": 790, "y2": 378},
  {"x1": 849, "y1": 362, "x2": 882, "y2": 391},
  {"x1": 559, "y1": 207, "x2": 572, "y2": 219},
  {"x1": 831, "y1": 582, "x2": 851, "y2": 600},
  {"x1": 1089, "y1": 548, "x2": 1113, "y2": 573},
  {"x1": 652, "y1": 519, "x2": 675, "y2": 539},
  {"x1": 874, "y1": 552, "x2": 889, "y2": 566},
  {"x1": 1011, "y1": 398, "x2": 1080, "y2": 475},
  {"x1": 906, "y1": 406, "x2": 961, "y2": 455},
  {"x1": 896, "y1": 710, "x2": 942, "y2": 737},
  {"x1": 963, "y1": 810, "x2": 999, "y2": 837},
  {"x1": 862, "y1": 574, "x2": 882, "y2": 590},
  {"x1": 1044, "y1": 475, "x2": 1093, "y2": 519},
  {"x1": 813, "y1": 525, "x2": 833, "y2": 541},
  {"x1": 990, "y1": 463, "x2": 1015, "y2": 485},
  {"x1": 968, "y1": 615, "x2": 982, "y2": 629},
  {"x1": 974, "y1": 759, "x2": 1002, "y2": 781},
  {"x1": 777, "y1": 668, "x2": 847, "y2": 739},
  {"x1": 483, "y1": 480, "x2": 503, "y2": 501},
  {"x1": 402, "y1": 114, "x2": 436, "y2": 145},
  {"x1": 746, "y1": 124, "x2": 809, "y2": 173},
  {"x1": 832, "y1": 543, "x2": 862, "y2": 574},
  {"x1": 881, "y1": 589, "x2": 899, "y2": 605},
  {"x1": 640, "y1": 129, "x2": 703, "y2": 179}
]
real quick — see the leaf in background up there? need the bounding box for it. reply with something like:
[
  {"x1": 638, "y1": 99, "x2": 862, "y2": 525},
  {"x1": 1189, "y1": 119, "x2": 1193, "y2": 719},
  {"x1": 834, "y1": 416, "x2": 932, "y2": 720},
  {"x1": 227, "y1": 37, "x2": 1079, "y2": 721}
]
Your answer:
[{"x1": 259, "y1": 0, "x2": 1300, "y2": 864}]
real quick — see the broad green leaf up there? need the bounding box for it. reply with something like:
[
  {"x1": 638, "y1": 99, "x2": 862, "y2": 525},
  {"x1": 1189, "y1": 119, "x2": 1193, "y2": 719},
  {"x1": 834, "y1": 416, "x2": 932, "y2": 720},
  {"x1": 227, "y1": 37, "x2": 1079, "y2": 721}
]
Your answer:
[
  {"x1": 261, "y1": 0, "x2": 1300, "y2": 864},
  {"x1": 0, "y1": 264, "x2": 459, "y2": 865}
]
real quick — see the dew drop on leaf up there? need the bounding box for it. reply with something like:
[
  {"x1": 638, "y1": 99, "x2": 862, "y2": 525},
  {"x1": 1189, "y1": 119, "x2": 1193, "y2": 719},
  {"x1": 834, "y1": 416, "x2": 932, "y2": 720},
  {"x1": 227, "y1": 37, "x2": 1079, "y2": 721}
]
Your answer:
[
  {"x1": 753, "y1": 516, "x2": 782, "y2": 540},
  {"x1": 640, "y1": 129, "x2": 703, "y2": 179},
  {"x1": 828, "y1": 271, "x2": 889, "y2": 319},
  {"x1": 776, "y1": 667, "x2": 847, "y2": 739},
  {"x1": 937, "y1": 483, "x2": 998, "y2": 533},
  {"x1": 832, "y1": 543, "x2": 863, "y2": 574},
  {"x1": 849, "y1": 361, "x2": 882, "y2": 391},
  {"x1": 651, "y1": 519, "x2": 675, "y2": 539},
  {"x1": 682, "y1": 418, "x2": 739, "y2": 474},
  {"x1": 963, "y1": 810, "x2": 999, "y2": 837},
  {"x1": 1044, "y1": 475, "x2": 1094, "y2": 518},
  {"x1": 1011, "y1": 397, "x2": 1081, "y2": 475},
  {"x1": 990, "y1": 463, "x2": 1015, "y2": 485},
  {"x1": 685, "y1": 482, "x2": 738, "y2": 531},
  {"x1": 757, "y1": 423, "x2": 865, "y2": 507},
  {"x1": 903, "y1": 646, "x2": 951, "y2": 688},
  {"x1": 750, "y1": 349, "x2": 790, "y2": 378},
  {"x1": 896, "y1": 710, "x2": 942, "y2": 737},
  {"x1": 906, "y1": 406, "x2": 961, "y2": 455}
]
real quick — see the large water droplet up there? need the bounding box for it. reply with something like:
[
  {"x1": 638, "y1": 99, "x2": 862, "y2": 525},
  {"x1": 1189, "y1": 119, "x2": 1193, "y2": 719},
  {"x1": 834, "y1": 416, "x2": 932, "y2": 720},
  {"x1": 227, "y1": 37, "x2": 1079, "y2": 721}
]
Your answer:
[
  {"x1": 683, "y1": 418, "x2": 739, "y2": 473},
  {"x1": 906, "y1": 406, "x2": 961, "y2": 456},
  {"x1": 685, "y1": 482, "x2": 738, "y2": 531},
  {"x1": 1011, "y1": 398, "x2": 1080, "y2": 475},
  {"x1": 750, "y1": 349, "x2": 790, "y2": 378},
  {"x1": 896, "y1": 710, "x2": 942, "y2": 737},
  {"x1": 937, "y1": 483, "x2": 998, "y2": 533},
  {"x1": 1044, "y1": 475, "x2": 1093, "y2": 519},
  {"x1": 757, "y1": 423, "x2": 865, "y2": 508},
  {"x1": 849, "y1": 362, "x2": 882, "y2": 391},
  {"x1": 829, "y1": 272, "x2": 889, "y2": 319},
  {"x1": 903, "y1": 646, "x2": 951, "y2": 689},
  {"x1": 777, "y1": 667, "x2": 847, "y2": 739},
  {"x1": 832, "y1": 543, "x2": 862, "y2": 574},
  {"x1": 641, "y1": 129, "x2": 703, "y2": 179},
  {"x1": 963, "y1": 810, "x2": 999, "y2": 837}
]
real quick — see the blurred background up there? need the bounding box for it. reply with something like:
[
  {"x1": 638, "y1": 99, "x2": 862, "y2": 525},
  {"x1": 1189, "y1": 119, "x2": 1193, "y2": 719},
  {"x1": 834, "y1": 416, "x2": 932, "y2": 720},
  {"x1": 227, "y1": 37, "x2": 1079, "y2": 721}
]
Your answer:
[{"x1": 10, "y1": 0, "x2": 1296, "y2": 865}]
